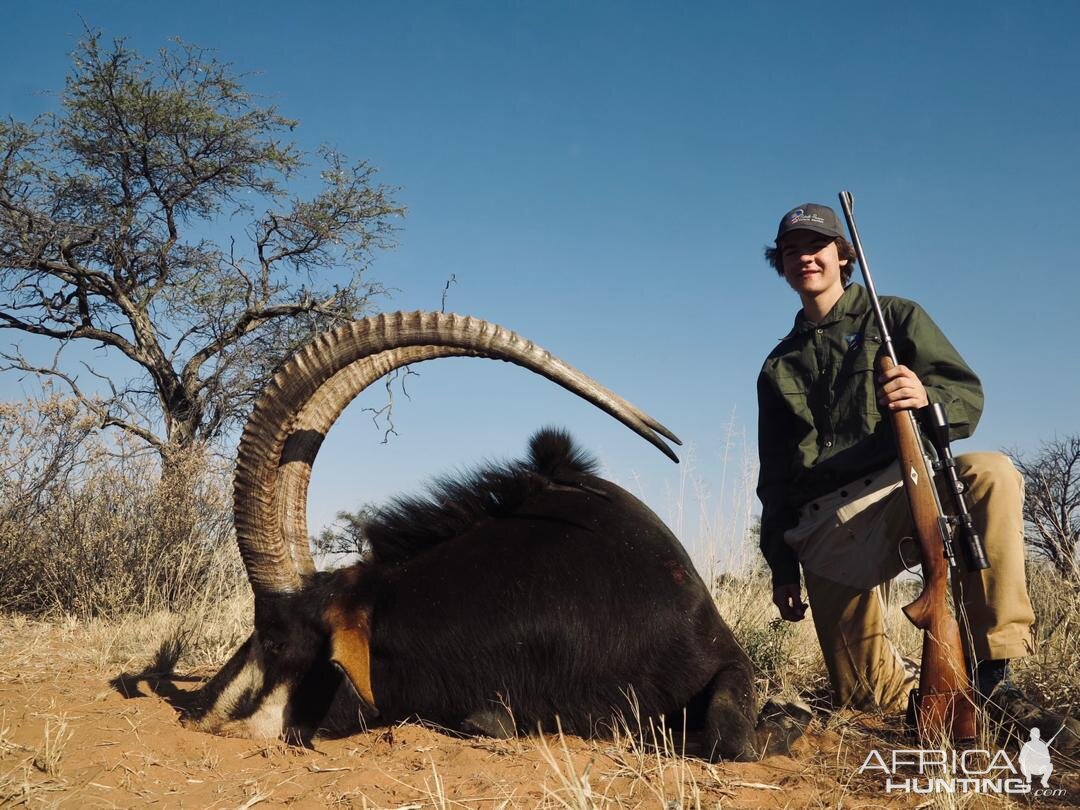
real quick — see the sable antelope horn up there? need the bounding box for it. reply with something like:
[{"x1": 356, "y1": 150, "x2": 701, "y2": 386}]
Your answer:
[{"x1": 234, "y1": 311, "x2": 681, "y2": 594}]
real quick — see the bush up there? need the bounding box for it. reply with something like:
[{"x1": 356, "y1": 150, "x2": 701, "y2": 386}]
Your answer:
[
  {"x1": 1012, "y1": 560, "x2": 1080, "y2": 710},
  {"x1": 0, "y1": 393, "x2": 244, "y2": 618}
]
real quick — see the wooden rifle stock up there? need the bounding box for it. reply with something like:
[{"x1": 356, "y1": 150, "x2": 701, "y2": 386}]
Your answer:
[{"x1": 880, "y1": 354, "x2": 976, "y2": 742}]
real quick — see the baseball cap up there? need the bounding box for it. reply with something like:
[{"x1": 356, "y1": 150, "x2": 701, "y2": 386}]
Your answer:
[{"x1": 775, "y1": 203, "x2": 845, "y2": 243}]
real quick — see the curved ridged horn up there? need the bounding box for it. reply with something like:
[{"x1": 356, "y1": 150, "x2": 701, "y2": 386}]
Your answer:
[
  {"x1": 236, "y1": 311, "x2": 681, "y2": 594},
  {"x1": 276, "y1": 345, "x2": 474, "y2": 578}
]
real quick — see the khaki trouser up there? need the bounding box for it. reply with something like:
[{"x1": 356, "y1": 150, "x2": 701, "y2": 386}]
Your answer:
[{"x1": 786, "y1": 452, "x2": 1035, "y2": 713}]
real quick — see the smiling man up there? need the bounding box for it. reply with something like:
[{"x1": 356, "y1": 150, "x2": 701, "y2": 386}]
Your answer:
[{"x1": 752, "y1": 203, "x2": 1068, "y2": 741}]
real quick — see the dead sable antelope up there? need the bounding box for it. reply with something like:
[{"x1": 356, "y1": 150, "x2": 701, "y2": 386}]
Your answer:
[{"x1": 184, "y1": 312, "x2": 804, "y2": 760}]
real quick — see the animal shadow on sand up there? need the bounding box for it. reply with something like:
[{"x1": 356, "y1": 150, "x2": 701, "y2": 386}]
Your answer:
[{"x1": 110, "y1": 635, "x2": 203, "y2": 713}]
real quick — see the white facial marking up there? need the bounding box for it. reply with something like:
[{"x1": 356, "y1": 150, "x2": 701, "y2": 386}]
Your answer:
[{"x1": 187, "y1": 635, "x2": 290, "y2": 739}]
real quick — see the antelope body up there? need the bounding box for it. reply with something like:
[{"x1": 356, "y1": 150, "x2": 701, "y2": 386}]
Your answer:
[{"x1": 185, "y1": 313, "x2": 787, "y2": 761}]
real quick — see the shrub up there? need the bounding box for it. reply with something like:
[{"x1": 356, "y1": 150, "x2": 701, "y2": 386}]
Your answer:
[
  {"x1": 1012, "y1": 560, "x2": 1080, "y2": 710},
  {"x1": 0, "y1": 393, "x2": 243, "y2": 618}
]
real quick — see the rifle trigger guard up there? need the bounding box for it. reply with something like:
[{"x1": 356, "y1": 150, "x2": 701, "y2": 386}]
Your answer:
[{"x1": 898, "y1": 535, "x2": 922, "y2": 575}]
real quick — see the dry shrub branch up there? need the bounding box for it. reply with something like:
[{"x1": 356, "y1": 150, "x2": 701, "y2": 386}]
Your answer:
[{"x1": 0, "y1": 391, "x2": 243, "y2": 618}]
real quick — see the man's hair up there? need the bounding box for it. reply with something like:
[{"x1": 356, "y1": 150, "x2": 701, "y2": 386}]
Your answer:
[{"x1": 764, "y1": 236, "x2": 857, "y2": 285}]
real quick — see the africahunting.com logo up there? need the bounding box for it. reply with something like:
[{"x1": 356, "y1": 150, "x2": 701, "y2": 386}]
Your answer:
[{"x1": 858, "y1": 726, "x2": 1066, "y2": 798}]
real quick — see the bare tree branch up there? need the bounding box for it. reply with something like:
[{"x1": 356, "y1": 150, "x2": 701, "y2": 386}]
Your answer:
[
  {"x1": 362, "y1": 365, "x2": 418, "y2": 445},
  {"x1": 0, "y1": 346, "x2": 163, "y2": 451},
  {"x1": 441, "y1": 274, "x2": 457, "y2": 313},
  {"x1": 1007, "y1": 436, "x2": 1080, "y2": 581}
]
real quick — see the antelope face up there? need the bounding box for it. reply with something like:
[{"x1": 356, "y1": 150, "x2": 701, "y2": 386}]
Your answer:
[{"x1": 184, "y1": 592, "x2": 363, "y2": 742}]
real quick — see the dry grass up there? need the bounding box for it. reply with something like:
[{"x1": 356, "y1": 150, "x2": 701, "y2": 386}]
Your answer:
[
  {"x1": 31, "y1": 715, "x2": 72, "y2": 777},
  {"x1": 1, "y1": 573, "x2": 1076, "y2": 807},
  {"x1": 0, "y1": 392, "x2": 245, "y2": 619},
  {"x1": 1013, "y1": 561, "x2": 1080, "y2": 711}
]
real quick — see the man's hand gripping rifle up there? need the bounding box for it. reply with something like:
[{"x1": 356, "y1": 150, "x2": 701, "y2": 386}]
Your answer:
[{"x1": 837, "y1": 191, "x2": 991, "y2": 744}]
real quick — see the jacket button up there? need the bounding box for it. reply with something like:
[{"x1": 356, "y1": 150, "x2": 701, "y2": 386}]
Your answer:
[
  {"x1": 840, "y1": 490, "x2": 848, "y2": 497},
  {"x1": 811, "y1": 503, "x2": 820, "y2": 511}
]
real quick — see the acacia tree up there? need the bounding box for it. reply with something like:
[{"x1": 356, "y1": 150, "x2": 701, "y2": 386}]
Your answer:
[
  {"x1": 0, "y1": 32, "x2": 403, "y2": 468},
  {"x1": 1008, "y1": 435, "x2": 1080, "y2": 581},
  {"x1": 313, "y1": 506, "x2": 375, "y2": 560}
]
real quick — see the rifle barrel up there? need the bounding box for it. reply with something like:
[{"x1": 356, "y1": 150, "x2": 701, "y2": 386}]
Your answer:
[{"x1": 837, "y1": 191, "x2": 898, "y2": 366}]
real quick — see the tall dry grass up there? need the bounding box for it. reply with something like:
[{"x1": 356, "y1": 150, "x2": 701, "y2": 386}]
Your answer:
[
  {"x1": 1013, "y1": 561, "x2": 1080, "y2": 711},
  {"x1": 0, "y1": 392, "x2": 244, "y2": 620},
  {"x1": 656, "y1": 425, "x2": 830, "y2": 702}
]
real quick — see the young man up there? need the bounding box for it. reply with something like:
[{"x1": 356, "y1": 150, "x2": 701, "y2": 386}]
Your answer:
[{"x1": 755, "y1": 203, "x2": 1051, "y2": 728}]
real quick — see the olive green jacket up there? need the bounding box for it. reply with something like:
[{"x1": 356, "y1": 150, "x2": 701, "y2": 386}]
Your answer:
[{"x1": 756, "y1": 283, "x2": 983, "y2": 586}]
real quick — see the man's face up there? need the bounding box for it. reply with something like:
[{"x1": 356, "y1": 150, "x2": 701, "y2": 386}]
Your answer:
[{"x1": 778, "y1": 230, "x2": 848, "y2": 298}]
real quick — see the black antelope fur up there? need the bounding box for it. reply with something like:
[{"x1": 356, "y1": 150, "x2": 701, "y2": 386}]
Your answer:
[{"x1": 188, "y1": 429, "x2": 764, "y2": 760}]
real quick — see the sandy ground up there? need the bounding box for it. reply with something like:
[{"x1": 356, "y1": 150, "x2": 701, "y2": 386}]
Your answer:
[{"x1": 1, "y1": 617, "x2": 1077, "y2": 809}]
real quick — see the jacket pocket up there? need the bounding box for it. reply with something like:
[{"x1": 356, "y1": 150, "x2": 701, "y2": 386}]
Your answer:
[
  {"x1": 835, "y1": 339, "x2": 880, "y2": 418},
  {"x1": 774, "y1": 373, "x2": 807, "y2": 397}
]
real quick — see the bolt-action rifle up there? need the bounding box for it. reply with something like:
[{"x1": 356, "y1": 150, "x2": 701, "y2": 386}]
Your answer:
[{"x1": 837, "y1": 191, "x2": 990, "y2": 744}]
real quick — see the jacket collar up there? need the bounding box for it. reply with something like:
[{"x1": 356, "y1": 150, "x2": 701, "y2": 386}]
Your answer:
[{"x1": 782, "y1": 283, "x2": 871, "y2": 340}]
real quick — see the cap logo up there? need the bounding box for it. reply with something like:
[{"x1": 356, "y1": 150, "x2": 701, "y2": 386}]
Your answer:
[{"x1": 788, "y1": 209, "x2": 827, "y2": 227}]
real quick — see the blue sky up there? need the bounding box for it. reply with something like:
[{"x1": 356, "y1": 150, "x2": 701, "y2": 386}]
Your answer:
[{"x1": 2, "y1": 2, "x2": 1077, "y2": 566}]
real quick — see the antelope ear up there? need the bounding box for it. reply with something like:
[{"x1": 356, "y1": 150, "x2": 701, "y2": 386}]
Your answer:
[{"x1": 324, "y1": 598, "x2": 376, "y2": 710}]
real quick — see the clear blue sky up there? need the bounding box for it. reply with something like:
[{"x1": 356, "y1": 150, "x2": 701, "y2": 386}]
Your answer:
[{"x1": 2, "y1": 2, "x2": 1077, "y2": 566}]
